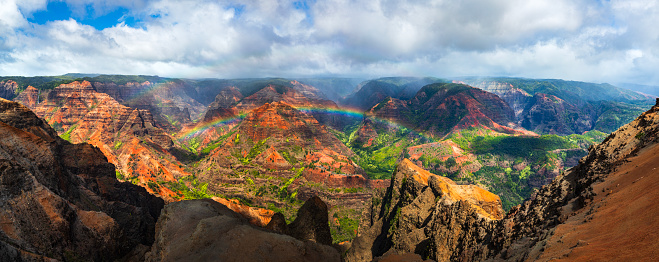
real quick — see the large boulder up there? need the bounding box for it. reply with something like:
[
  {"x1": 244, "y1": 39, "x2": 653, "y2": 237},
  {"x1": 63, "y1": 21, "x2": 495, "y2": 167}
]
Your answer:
[{"x1": 145, "y1": 199, "x2": 340, "y2": 262}]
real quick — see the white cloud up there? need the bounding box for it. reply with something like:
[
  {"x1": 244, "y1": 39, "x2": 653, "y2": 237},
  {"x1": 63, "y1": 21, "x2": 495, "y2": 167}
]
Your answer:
[{"x1": 1, "y1": 0, "x2": 659, "y2": 86}]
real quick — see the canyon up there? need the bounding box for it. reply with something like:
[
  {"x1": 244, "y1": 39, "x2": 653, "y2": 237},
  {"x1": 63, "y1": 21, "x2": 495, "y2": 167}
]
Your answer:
[{"x1": 0, "y1": 75, "x2": 657, "y2": 261}]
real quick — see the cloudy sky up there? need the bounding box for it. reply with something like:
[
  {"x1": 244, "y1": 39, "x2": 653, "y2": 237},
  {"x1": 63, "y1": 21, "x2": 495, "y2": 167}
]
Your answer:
[{"x1": 1, "y1": 0, "x2": 659, "y2": 85}]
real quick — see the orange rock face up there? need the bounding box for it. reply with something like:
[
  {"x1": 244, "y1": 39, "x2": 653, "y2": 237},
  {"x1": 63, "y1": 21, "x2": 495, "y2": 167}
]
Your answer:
[
  {"x1": 28, "y1": 81, "x2": 190, "y2": 201},
  {"x1": 345, "y1": 158, "x2": 505, "y2": 261},
  {"x1": 235, "y1": 84, "x2": 336, "y2": 114},
  {"x1": 253, "y1": 146, "x2": 292, "y2": 170},
  {"x1": 536, "y1": 142, "x2": 659, "y2": 261},
  {"x1": 14, "y1": 86, "x2": 39, "y2": 108},
  {"x1": 0, "y1": 98, "x2": 164, "y2": 261},
  {"x1": 237, "y1": 101, "x2": 354, "y2": 157},
  {"x1": 93, "y1": 80, "x2": 205, "y2": 128},
  {"x1": 398, "y1": 159, "x2": 504, "y2": 220},
  {"x1": 211, "y1": 197, "x2": 276, "y2": 227}
]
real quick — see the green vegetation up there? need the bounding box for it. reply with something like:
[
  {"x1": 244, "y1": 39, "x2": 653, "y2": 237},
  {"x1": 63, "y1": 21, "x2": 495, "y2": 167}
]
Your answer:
[
  {"x1": 59, "y1": 124, "x2": 79, "y2": 142},
  {"x1": 115, "y1": 170, "x2": 125, "y2": 180},
  {"x1": 279, "y1": 150, "x2": 297, "y2": 164},
  {"x1": 200, "y1": 131, "x2": 235, "y2": 155},
  {"x1": 461, "y1": 77, "x2": 652, "y2": 104},
  {"x1": 52, "y1": 122, "x2": 64, "y2": 132},
  {"x1": 278, "y1": 167, "x2": 304, "y2": 202},
  {"x1": 340, "y1": 121, "x2": 607, "y2": 210},
  {"x1": 238, "y1": 138, "x2": 269, "y2": 164},
  {"x1": 77, "y1": 74, "x2": 164, "y2": 85},
  {"x1": 329, "y1": 209, "x2": 360, "y2": 244},
  {"x1": 592, "y1": 101, "x2": 649, "y2": 133},
  {"x1": 162, "y1": 175, "x2": 214, "y2": 200},
  {"x1": 346, "y1": 123, "x2": 425, "y2": 179},
  {"x1": 470, "y1": 134, "x2": 573, "y2": 162},
  {"x1": 0, "y1": 75, "x2": 80, "y2": 90}
]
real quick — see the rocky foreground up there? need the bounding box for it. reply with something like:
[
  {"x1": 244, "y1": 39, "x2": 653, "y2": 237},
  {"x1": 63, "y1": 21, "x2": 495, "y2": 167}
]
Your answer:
[
  {"x1": 1, "y1": 96, "x2": 659, "y2": 261},
  {"x1": 346, "y1": 98, "x2": 659, "y2": 261},
  {"x1": 0, "y1": 98, "x2": 164, "y2": 261}
]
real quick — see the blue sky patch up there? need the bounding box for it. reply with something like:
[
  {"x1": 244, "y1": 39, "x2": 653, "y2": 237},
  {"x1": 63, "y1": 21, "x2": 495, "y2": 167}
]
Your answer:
[
  {"x1": 27, "y1": 1, "x2": 138, "y2": 30},
  {"x1": 226, "y1": 4, "x2": 246, "y2": 18},
  {"x1": 28, "y1": 1, "x2": 71, "y2": 24},
  {"x1": 293, "y1": 0, "x2": 314, "y2": 25}
]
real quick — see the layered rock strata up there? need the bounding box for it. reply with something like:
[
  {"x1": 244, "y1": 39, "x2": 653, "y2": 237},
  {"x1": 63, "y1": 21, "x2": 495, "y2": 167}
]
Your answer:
[
  {"x1": 348, "y1": 99, "x2": 659, "y2": 261},
  {"x1": 0, "y1": 98, "x2": 164, "y2": 261}
]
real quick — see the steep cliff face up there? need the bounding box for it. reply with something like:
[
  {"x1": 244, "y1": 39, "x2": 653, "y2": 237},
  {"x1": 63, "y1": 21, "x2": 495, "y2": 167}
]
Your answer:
[
  {"x1": 240, "y1": 101, "x2": 352, "y2": 155},
  {"x1": 368, "y1": 83, "x2": 527, "y2": 137},
  {"x1": 13, "y1": 86, "x2": 39, "y2": 108},
  {"x1": 0, "y1": 80, "x2": 18, "y2": 100},
  {"x1": 481, "y1": 98, "x2": 659, "y2": 261},
  {"x1": 235, "y1": 82, "x2": 348, "y2": 129},
  {"x1": 199, "y1": 101, "x2": 361, "y2": 179},
  {"x1": 192, "y1": 101, "x2": 384, "y2": 239},
  {"x1": 0, "y1": 98, "x2": 164, "y2": 261},
  {"x1": 202, "y1": 86, "x2": 243, "y2": 122},
  {"x1": 455, "y1": 80, "x2": 532, "y2": 118},
  {"x1": 366, "y1": 97, "x2": 415, "y2": 127},
  {"x1": 28, "y1": 81, "x2": 193, "y2": 201},
  {"x1": 346, "y1": 159, "x2": 504, "y2": 261},
  {"x1": 519, "y1": 93, "x2": 593, "y2": 135},
  {"x1": 188, "y1": 82, "x2": 349, "y2": 154},
  {"x1": 234, "y1": 83, "x2": 336, "y2": 113},
  {"x1": 349, "y1": 99, "x2": 659, "y2": 261},
  {"x1": 352, "y1": 119, "x2": 379, "y2": 148},
  {"x1": 93, "y1": 80, "x2": 205, "y2": 129},
  {"x1": 460, "y1": 78, "x2": 655, "y2": 135},
  {"x1": 341, "y1": 77, "x2": 443, "y2": 110},
  {"x1": 412, "y1": 83, "x2": 517, "y2": 134}
]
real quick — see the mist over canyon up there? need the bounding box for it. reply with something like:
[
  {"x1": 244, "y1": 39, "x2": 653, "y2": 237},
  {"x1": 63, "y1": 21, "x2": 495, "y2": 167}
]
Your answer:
[{"x1": 0, "y1": 74, "x2": 657, "y2": 261}]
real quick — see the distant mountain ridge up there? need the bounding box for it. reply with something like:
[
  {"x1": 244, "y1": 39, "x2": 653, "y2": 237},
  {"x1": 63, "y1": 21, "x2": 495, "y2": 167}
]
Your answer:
[
  {"x1": 366, "y1": 82, "x2": 528, "y2": 138},
  {"x1": 457, "y1": 77, "x2": 656, "y2": 134},
  {"x1": 346, "y1": 98, "x2": 659, "y2": 261},
  {"x1": 459, "y1": 77, "x2": 653, "y2": 103},
  {"x1": 341, "y1": 77, "x2": 446, "y2": 110},
  {"x1": 615, "y1": 82, "x2": 659, "y2": 97}
]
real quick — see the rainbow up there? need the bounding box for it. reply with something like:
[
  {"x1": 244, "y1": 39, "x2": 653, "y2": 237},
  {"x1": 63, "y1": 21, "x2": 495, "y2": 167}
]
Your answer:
[
  {"x1": 296, "y1": 106, "x2": 365, "y2": 119},
  {"x1": 174, "y1": 105, "x2": 436, "y2": 143},
  {"x1": 297, "y1": 106, "x2": 434, "y2": 141},
  {"x1": 177, "y1": 113, "x2": 247, "y2": 139}
]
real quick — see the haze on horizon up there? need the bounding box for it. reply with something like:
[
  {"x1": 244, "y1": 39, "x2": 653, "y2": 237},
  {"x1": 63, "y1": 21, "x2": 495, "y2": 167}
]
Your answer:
[{"x1": 1, "y1": 0, "x2": 659, "y2": 87}]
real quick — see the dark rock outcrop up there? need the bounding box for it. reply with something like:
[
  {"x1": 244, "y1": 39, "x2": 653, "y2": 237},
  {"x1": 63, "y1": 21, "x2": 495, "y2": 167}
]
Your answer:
[
  {"x1": 0, "y1": 80, "x2": 18, "y2": 100},
  {"x1": 349, "y1": 100, "x2": 659, "y2": 261},
  {"x1": 287, "y1": 196, "x2": 333, "y2": 246},
  {"x1": 345, "y1": 159, "x2": 504, "y2": 261},
  {"x1": 0, "y1": 98, "x2": 164, "y2": 261},
  {"x1": 342, "y1": 77, "x2": 442, "y2": 111},
  {"x1": 144, "y1": 199, "x2": 340, "y2": 262},
  {"x1": 519, "y1": 93, "x2": 593, "y2": 135}
]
